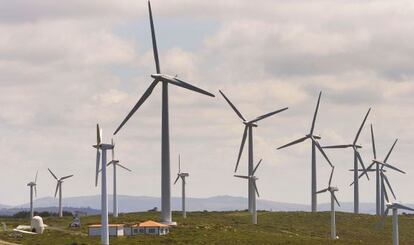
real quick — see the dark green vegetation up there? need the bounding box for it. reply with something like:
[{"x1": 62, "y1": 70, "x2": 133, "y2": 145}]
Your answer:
[{"x1": 0, "y1": 211, "x2": 413, "y2": 244}]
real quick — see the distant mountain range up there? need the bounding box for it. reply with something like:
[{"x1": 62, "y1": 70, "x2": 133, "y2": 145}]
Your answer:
[{"x1": 1, "y1": 195, "x2": 412, "y2": 216}]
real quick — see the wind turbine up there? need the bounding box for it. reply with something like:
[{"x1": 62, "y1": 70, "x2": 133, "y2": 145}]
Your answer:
[
  {"x1": 173, "y1": 154, "x2": 189, "y2": 218},
  {"x1": 316, "y1": 167, "x2": 340, "y2": 240},
  {"x1": 113, "y1": 1, "x2": 215, "y2": 225},
  {"x1": 219, "y1": 90, "x2": 287, "y2": 213},
  {"x1": 277, "y1": 91, "x2": 333, "y2": 212},
  {"x1": 94, "y1": 124, "x2": 114, "y2": 245},
  {"x1": 354, "y1": 125, "x2": 406, "y2": 215},
  {"x1": 47, "y1": 168, "x2": 74, "y2": 218},
  {"x1": 27, "y1": 171, "x2": 38, "y2": 220},
  {"x1": 322, "y1": 108, "x2": 371, "y2": 213},
  {"x1": 107, "y1": 139, "x2": 131, "y2": 218},
  {"x1": 234, "y1": 159, "x2": 262, "y2": 224},
  {"x1": 379, "y1": 202, "x2": 414, "y2": 245}
]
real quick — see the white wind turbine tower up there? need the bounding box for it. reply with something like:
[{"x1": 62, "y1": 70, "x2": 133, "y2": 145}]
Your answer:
[
  {"x1": 113, "y1": 1, "x2": 215, "y2": 225},
  {"x1": 323, "y1": 108, "x2": 370, "y2": 214},
  {"x1": 277, "y1": 91, "x2": 333, "y2": 212},
  {"x1": 234, "y1": 159, "x2": 262, "y2": 224},
  {"x1": 354, "y1": 125, "x2": 406, "y2": 216},
  {"x1": 47, "y1": 168, "x2": 74, "y2": 218},
  {"x1": 316, "y1": 167, "x2": 340, "y2": 240},
  {"x1": 174, "y1": 154, "x2": 189, "y2": 218},
  {"x1": 219, "y1": 90, "x2": 287, "y2": 213},
  {"x1": 94, "y1": 124, "x2": 114, "y2": 245},
  {"x1": 27, "y1": 171, "x2": 38, "y2": 220},
  {"x1": 107, "y1": 139, "x2": 131, "y2": 218},
  {"x1": 380, "y1": 202, "x2": 414, "y2": 245}
]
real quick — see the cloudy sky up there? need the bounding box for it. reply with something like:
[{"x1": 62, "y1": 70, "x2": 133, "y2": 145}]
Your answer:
[{"x1": 1, "y1": 0, "x2": 414, "y2": 208}]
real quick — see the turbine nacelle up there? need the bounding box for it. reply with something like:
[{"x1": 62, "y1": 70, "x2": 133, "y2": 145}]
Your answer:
[{"x1": 243, "y1": 122, "x2": 258, "y2": 127}]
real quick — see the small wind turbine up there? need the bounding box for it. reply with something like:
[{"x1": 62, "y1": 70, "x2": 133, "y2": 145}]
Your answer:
[
  {"x1": 93, "y1": 124, "x2": 114, "y2": 245},
  {"x1": 107, "y1": 139, "x2": 131, "y2": 218},
  {"x1": 234, "y1": 159, "x2": 262, "y2": 224},
  {"x1": 316, "y1": 167, "x2": 340, "y2": 240},
  {"x1": 379, "y1": 202, "x2": 414, "y2": 245},
  {"x1": 27, "y1": 171, "x2": 38, "y2": 220},
  {"x1": 219, "y1": 90, "x2": 287, "y2": 213},
  {"x1": 277, "y1": 91, "x2": 333, "y2": 212},
  {"x1": 113, "y1": 1, "x2": 215, "y2": 225},
  {"x1": 323, "y1": 108, "x2": 370, "y2": 214},
  {"x1": 174, "y1": 154, "x2": 189, "y2": 218},
  {"x1": 354, "y1": 125, "x2": 406, "y2": 215},
  {"x1": 47, "y1": 168, "x2": 74, "y2": 218}
]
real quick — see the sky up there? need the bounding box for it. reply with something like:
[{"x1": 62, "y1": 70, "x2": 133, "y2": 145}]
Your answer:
[{"x1": 1, "y1": 0, "x2": 414, "y2": 207}]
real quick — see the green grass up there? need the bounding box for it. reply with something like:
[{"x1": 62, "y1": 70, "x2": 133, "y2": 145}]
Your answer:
[{"x1": 1, "y1": 211, "x2": 413, "y2": 244}]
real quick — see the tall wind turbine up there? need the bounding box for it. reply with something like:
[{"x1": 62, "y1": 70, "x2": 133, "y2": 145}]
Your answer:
[
  {"x1": 107, "y1": 139, "x2": 131, "y2": 218},
  {"x1": 354, "y1": 126, "x2": 406, "y2": 215},
  {"x1": 174, "y1": 154, "x2": 189, "y2": 218},
  {"x1": 379, "y1": 202, "x2": 414, "y2": 245},
  {"x1": 27, "y1": 171, "x2": 38, "y2": 220},
  {"x1": 277, "y1": 91, "x2": 333, "y2": 212},
  {"x1": 316, "y1": 167, "x2": 340, "y2": 240},
  {"x1": 323, "y1": 108, "x2": 371, "y2": 213},
  {"x1": 219, "y1": 90, "x2": 287, "y2": 213},
  {"x1": 113, "y1": 1, "x2": 215, "y2": 225},
  {"x1": 94, "y1": 124, "x2": 114, "y2": 245},
  {"x1": 47, "y1": 168, "x2": 74, "y2": 218},
  {"x1": 234, "y1": 159, "x2": 262, "y2": 224}
]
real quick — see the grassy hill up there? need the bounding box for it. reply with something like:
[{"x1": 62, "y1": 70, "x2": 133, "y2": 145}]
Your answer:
[{"x1": 0, "y1": 211, "x2": 413, "y2": 244}]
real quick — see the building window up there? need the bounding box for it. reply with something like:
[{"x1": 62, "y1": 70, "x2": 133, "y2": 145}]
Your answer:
[
  {"x1": 139, "y1": 228, "x2": 145, "y2": 233},
  {"x1": 133, "y1": 228, "x2": 138, "y2": 233},
  {"x1": 149, "y1": 228, "x2": 156, "y2": 233}
]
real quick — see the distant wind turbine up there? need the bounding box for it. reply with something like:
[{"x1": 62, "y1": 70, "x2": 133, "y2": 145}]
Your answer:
[
  {"x1": 219, "y1": 90, "x2": 287, "y2": 213},
  {"x1": 27, "y1": 171, "x2": 38, "y2": 220},
  {"x1": 174, "y1": 154, "x2": 189, "y2": 218},
  {"x1": 277, "y1": 91, "x2": 333, "y2": 212},
  {"x1": 47, "y1": 168, "x2": 74, "y2": 218},
  {"x1": 113, "y1": 1, "x2": 215, "y2": 225},
  {"x1": 379, "y1": 202, "x2": 414, "y2": 245},
  {"x1": 107, "y1": 139, "x2": 131, "y2": 218},
  {"x1": 316, "y1": 166, "x2": 340, "y2": 240},
  {"x1": 94, "y1": 124, "x2": 114, "y2": 245},
  {"x1": 234, "y1": 159, "x2": 262, "y2": 224},
  {"x1": 323, "y1": 108, "x2": 371, "y2": 213}
]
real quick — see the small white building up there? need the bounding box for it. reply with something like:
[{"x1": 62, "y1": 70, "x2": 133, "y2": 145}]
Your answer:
[
  {"x1": 126, "y1": 220, "x2": 169, "y2": 236},
  {"x1": 88, "y1": 224, "x2": 124, "y2": 237}
]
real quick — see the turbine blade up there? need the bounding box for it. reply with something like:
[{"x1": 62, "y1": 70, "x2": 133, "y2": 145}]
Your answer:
[
  {"x1": 178, "y1": 154, "x2": 181, "y2": 173},
  {"x1": 393, "y1": 203, "x2": 414, "y2": 212},
  {"x1": 377, "y1": 161, "x2": 406, "y2": 174},
  {"x1": 95, "y1": 149, "x2": 101, "y2": 187},
  {"x1": 111, "y1": 139, "x2": 115, "y2": 160},
  {"x1": 35, "y1": 170, "x2": 38, "y2": 184},
  {"x1": 253, "y1": 181, "x2": 260, "y2": 197},
  {"x1": 384, "y1": 139, "x2": 398, "y2": 163},
  {"x1": 322, "y1": 144, "x2": 352, "y2": 149},
  {"x1": 248, "y1": 107, "x2": 288, "y2": 124},
  {"x1": 117, "y1": 163, "x2": 132, "y2": 172},
  {"x1": 235, "y1": 126, "x2": 248, "y2": 172},
  {"x1": 252, "y1": 159, "x2": 262, "y2": 175},
  {"x1": 219, "y1": 90, "x2": 246, "y2": 121},
  {"x1": 356, "y1": 150, "x2": 369, "y2": 180},
  {"x1": 382, "y1": 177, "x2": 390, "y2": 203},
  {"x1": 164, "y1": 76, "x2": 215, "y2": 97},
  {"x1": 328, "y1": 167, "x2": 334, "y2": 186},
  {"x1": 34, "y1": 186, "x2": 37, "y2": 198},
  {"x1": 314, "y1": 140, "x2": 333, "y2": 167},
  {"x1": 316, "y1": 188, "x2": 328, "y2": 194},
  {"x1": 96, "y1": 124, "x2": 102, "y2": 145},
  {"x1": 234, "y1": 175, "x2": 249, "y2": 179},
  {"x1": 332, "y1": 192, "x2": 340, "y2": 207},
  {"x1": 382, "y1": 173, "x2": 396, "y2": 199},
  {"x1": 370, "y1": 124, "x2": 377, "y2": 159},
  {"x1": 350, "y1": 162, "x2": 374, "y2": 186},
  {"x1": 148, "y1": 0, "x2": 160, "y2": 73},
  {"x1": 54, "y1": 183, "x2": 59, "y2": 198},
  {"x1": 379, "y1": 207, "x2": 390, "y2": 227},
  {"x1": 173, "y1": 175, "x2": 180, "y2": 185},
  {"x1": 48, "y1": 168, "x2": 58, "y2": 180},
  {"x1": 113, "y1": 80, "x2": 158, "y2": 135},
  {"x1": 60, "y1": 175, "x2": 74, "y2": 181},
  {"x1": 353, "y1": 108, "x2": 371, "y2": 145},
  {"x1": 310, "y1": 91, "x2": 322, "y2": 134},
  {"x1": 277, "y1": 136, "x2": 309, "y2": 150}
]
